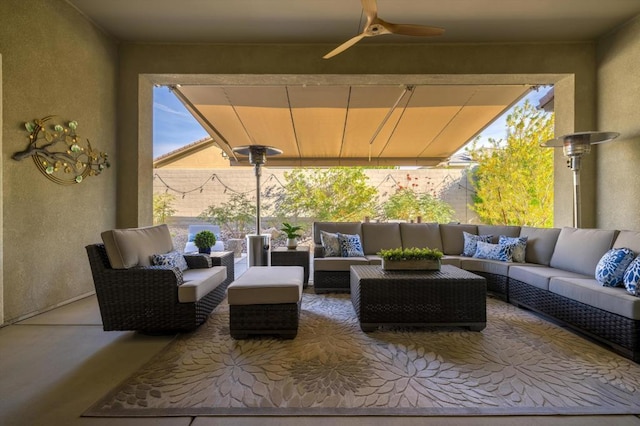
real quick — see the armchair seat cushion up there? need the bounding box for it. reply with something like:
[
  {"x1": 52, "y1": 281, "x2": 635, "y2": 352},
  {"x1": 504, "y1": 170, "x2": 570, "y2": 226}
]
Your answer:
[{"x1": 179, "y1": 266, "x2": 227, "y2": 303}]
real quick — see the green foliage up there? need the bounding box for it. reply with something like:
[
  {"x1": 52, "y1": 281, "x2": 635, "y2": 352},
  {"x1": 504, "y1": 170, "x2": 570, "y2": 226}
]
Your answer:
[
  {"x1": 280, "y1": 222, "x2": 303, "y2": 238},
  {"x1": 378, "y1": 247, "x2": 444, "y2": 261},
  {"x1": 199, "y1": 193, "x2": 256, "y2": 237},
  {"x1": 382, "y1": 188, "x2": 454, "y2": 223},
  {"x1": 467, "y1": 100, "x2": 555, "y2": 227},
  {"x1": 153, "y1": 193, "x2": 176, "y2": 225},
  {"x1": 193, "y1": 230, "x2": 216, "y2": 249},
  {"x1": 274, "y1": 168, "x2": 378, "y2": 221}
]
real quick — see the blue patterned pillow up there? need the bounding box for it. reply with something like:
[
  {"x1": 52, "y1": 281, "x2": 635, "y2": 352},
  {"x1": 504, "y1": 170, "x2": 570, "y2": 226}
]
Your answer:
[
  {"x1": 320, "y1": 231, "x2": 342, "y2": 257},
  {"x1": 499, "y1": 235, "x2": 527, "y2": 263},
  {"x1": 473, "y1": 241, "x2": 512, "y2": 261},
  {"x1": 338, "y1": 233, "x2": 365, "y2": 257},
  {"x1": 151, "y1": 250, "x2": 188, "y2": 272},
  {"x1": 595, "y1": 248, "x2": 635, "y2": 287},
  {"x1": 462, "y1": 232, "x2": 493, "y2": 257},
  {"x1": 623, "y1": 256, "x2": 640, "y2": 296}
]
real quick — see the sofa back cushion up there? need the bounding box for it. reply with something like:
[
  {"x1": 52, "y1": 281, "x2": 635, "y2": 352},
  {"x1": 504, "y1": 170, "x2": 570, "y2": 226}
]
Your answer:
[
  {"x1": 400, "y1": 223, "x2": 443, "y2": 251},
  {"x1": 477, "y1": 225, "x2": 521, "y2": 243},
  {"x1": 519, "y1": 226, "x2": 561, "y2": 265},
  {"x1": 439, "y1": 224, "x2": 478, "y2": 255},
  {"x1": 550, "y1": 227, "x2": 617, "y2": 276},
  {"x1": 101, "y1": 224, "x2": 174, "y2": 269},
  {"x1": 612, "y1": 230, "x2": 640, "y2": 254},
  {"x1": 313, "y1": 222, "x2": 362, "y2": 245},
  {"x1": 362, "y1": 223, "x2": 402, "y2": 255}
]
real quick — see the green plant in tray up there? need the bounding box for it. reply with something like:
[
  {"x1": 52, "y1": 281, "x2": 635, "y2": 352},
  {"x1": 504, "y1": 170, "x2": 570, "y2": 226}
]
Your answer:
[{"x1": 378, "y1": 247, "x2": 443, "y2": 261}]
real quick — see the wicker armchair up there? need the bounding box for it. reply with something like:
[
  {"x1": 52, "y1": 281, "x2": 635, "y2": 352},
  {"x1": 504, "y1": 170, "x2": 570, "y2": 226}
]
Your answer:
[{"x1": 86, "y1": 243, "x2": 228, "y2": 333}]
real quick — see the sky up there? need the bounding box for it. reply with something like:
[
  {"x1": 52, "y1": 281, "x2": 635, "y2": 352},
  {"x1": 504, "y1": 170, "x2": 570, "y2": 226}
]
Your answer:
[{"x1": 152, "y1": 85, "x2": 551, "y2": 160}]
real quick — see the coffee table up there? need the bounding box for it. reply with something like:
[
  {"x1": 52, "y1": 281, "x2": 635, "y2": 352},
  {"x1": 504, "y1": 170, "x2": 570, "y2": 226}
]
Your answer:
[{"x1": 350, "y1": 264, "x2": 487, "y2": 332}]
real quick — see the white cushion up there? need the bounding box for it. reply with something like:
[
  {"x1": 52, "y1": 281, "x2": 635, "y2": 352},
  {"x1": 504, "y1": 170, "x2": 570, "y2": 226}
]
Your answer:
[
  {"x1": 227, "y1": 266, "x2": 303, "y2": 305},
  {"x1": 179, "y1": 266, "x2": 227, "y2": 303},
  {"x1": 550, "y1": 227, "x2": 617, "y2": 276},
  {"x1": 101, "y1": 224, "x2": 174, "y2": 269}
]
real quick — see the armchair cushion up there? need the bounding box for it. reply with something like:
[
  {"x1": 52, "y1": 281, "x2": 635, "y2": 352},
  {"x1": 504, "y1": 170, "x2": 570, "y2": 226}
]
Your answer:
[
  {"x1": 151, "y1": 250, "x2": 188, "y2": 272},
  {"x1": 101, "y1": 224, "x2": 174, "y2": 269}
]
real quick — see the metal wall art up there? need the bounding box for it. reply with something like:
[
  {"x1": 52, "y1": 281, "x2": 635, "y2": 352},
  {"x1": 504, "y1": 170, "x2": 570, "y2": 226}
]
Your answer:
[{"x1": 13, "y1": 116, "x2": 110, "y2": 185}]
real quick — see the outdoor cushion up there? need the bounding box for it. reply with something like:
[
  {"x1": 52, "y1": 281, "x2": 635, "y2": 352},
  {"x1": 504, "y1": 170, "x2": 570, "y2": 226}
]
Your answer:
[
  {"x1": 151, "y1": 250, "x2": 188, "y2": 272},
  {"x1": 440, "y1": 256, "x2": 462, "y2": 267},
  {"x1": 399, "y1": 222, "x2": 443, "y2": 251},
  {"x1": 365, "y1": 254, "x2": 383, "y2": 265},
  {"x1": 462, "y1": 232, "x2": 493, "y2": 257},
  {"x1": 624, "y1": 256, "x2": 640, "y2": 296},
  {"x1": 227, "y1": 266, "x2": 303, "y2": 305},
  {"x1": 439, "y1": 224, "x2": 478, "y2": 255},
  {"x1": 459, "y1": 257, "x2": 510, "y2": 276},
  {"x1": 338, "y1": 233, "x2": 365, "y2": 257},
  {"x1": 179, "y1": 266, "x2": 227, "y2": 303},
  {"x1": 550, "y1": 227, "x2": 617, "y2": 276},
  {"x1": 478, "y1": 225, "x2": 521, "y2": 244},
  {"x1": 314, "y1": 257, "x2": 369, "y2": 271},
  {"x1": 508, "y1": 265, "x2": 587, "y2": 291},
  {"x1": 499, "y1": 235, "x2": 528, "y2": 263},
  {"x1": 518, "y1": 226, "x2": 560, "y2": 265},
  {"x1": 613, "y1": 230, "x2": 640, "y2": 253},
  {"x1": 314, "y1": 222, "x2": 362, "y2": 245},
  {"x1": 595, "y1": 248, "x2": 635, "y2": 287},
  {"x1": 549, "y1": 277, "x2": 640, "y2": 319},
  {"x1": 320, "y1": 231, "x2": 342, "y2": 257},
  {"x1": 101, "y1": 224, "x2": 174, "y2": 269},
  {"x1": 362, "y1": 223, "x2": 402, "y2": 255},
  {"x1": 473, "y1": 241, "x2": 510, "y2": 261}
]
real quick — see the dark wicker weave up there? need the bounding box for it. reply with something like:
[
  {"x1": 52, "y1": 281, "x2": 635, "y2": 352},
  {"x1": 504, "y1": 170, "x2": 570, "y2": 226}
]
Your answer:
[
  {"x1": 85, "y1": 244, "x2": 228, "y2": 333},
  {"x1": 509, "y1": 278, "x2": 640, "y2": 362},
  {"x1": 314, "y1": 270, "x2": 351, "y2": 293},
  {"x1": 209, "y1": 251, "x2": 235, "y2": 288},
  {"x1": 350, "y1": 264, "x2": 487, "y2": 332},
  {"x1": 271, "y1": 247, "x2": 310, "y2": 286},
  {"x1": 472, "y1": 271, "x2": 509, "y2": 301},
  {"x1": 229, "y1": 302, "x2": 300, "y2": 339}
]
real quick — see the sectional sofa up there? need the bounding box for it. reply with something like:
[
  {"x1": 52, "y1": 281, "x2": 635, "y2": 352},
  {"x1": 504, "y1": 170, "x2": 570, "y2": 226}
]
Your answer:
[{"x1": 312, "y1": 221, "x2": 640, "y2": 362}]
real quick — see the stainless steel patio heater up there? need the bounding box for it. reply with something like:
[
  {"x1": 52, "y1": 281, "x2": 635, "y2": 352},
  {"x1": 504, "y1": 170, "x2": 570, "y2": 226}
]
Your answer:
[
  {"x1": 541, "y1": 131, "x2": 619, "y2": 228},
  {"x1": 231, "y1": 145, "x2": 283, "y2": 267}
]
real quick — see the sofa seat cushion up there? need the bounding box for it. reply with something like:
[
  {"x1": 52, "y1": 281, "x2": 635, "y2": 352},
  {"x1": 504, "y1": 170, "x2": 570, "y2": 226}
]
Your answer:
[
  {"x1": 362, "y1": 223, "x2": 402, "y2": 255},
  {"x1": 508, "y1": 265, "x2": 588, "y2": 291},
  {"x1": 227, "y1": 266, "x2": 303, "y2": 305},
  {"x1": 460, "y1": 258, "x2": 510, "y2": 276},
  {"x1": 549, "y1": 277, "x2": 640, "y2": 320},
  {"x1": 399, "y1": 223, "x2": 443, "y2": 251},
  {"x1": 550, "y1": 227, "x2": 617, "y2": 276},
  {"x1": 314, "y1": 257, "x2": 369, "y2": 271},
  {"x1": 365, "y1": 254, "x2": 382, "y2": 265},
  {"x1": 441, "y1": 256, "x2": 462, "y2": 268},
  {"x1": 101, "y1": 224, "x2": 174, "y2": 269},
  {"x1": 179, "y1": 266, "x2": 227, "y2": 303}
]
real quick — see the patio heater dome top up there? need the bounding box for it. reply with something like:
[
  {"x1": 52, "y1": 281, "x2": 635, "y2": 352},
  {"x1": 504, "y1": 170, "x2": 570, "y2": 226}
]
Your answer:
[
  {"x1": 232, "y1": 145, "x2": 283, "y2": 165},
  {"x1": 541, "y1": 131, "x2": 619, "y2": 157}
]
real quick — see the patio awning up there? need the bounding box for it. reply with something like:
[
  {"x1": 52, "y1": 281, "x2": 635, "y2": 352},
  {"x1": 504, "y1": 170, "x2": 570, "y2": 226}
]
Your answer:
[{"x1": 173, "y1": 83, "x2": 532, "y2": 167}]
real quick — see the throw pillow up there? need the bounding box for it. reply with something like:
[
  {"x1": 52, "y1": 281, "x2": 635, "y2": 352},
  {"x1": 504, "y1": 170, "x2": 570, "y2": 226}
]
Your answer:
[
  {"x1": 151, "y1": 250, "x2": 188, "y2": 272},
  {"x1": 462, "y1": 232, "x2": 493, "y2": 257},
  {"x1": 187, "y1": 233, "x2": 195, "y2": 242},
  {"x1": 338, "y1": 233, "x2": 365, "y2": 257},
  {"x1": 473, "y1": 241, "x2": 512, "y2": 261},
  {"x1": 623, "y1": 256, "x2": 640, "y2": 296},
  {"x1": 499, "y1": 235, "x2": 528, "y2": 263},
  {"x1": 320, "y1": 231, "x2": 342, "y2": 257},
  {"x1": 595, "y1": 248, "x2": 635, "y2": 287}
]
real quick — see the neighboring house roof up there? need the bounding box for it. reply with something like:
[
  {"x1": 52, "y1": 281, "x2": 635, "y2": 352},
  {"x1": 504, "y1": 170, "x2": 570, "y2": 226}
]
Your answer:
[{"x1": 153, "y1": 137, "x2": 230, "y2": 169}]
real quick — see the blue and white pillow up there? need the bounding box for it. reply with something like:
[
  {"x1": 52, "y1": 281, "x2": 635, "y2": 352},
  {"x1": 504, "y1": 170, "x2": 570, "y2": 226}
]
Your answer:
[
  {"x1": 623, "y1": 256, "x2": 640, "y2": 296},
  {"x1": 320, "y1": 231, "x2": 342, "y2": 257},
  {"x1": 338, "y1": 233, "x2": 365, "y2": 257},
  {"x1": 462, "y1": 232, "x2": 493, "y2": 257},
  {"x1": 498, "y1": 235, "x2": 527, "y2": 263},
  {"x1": 151, "y1": 250, "x2": 188, "y2": 272},
  {"x1": 473, "y1": 241, "x2": 513, "y2": 261},
  {"x1": 595, "y1": 248, "x2": 635, "y2": 287}
]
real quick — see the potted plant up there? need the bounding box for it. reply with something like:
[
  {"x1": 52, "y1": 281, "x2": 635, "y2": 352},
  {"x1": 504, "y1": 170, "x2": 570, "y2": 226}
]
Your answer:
[
  {"x1": 280, "y1": 222, "x2": 303, "y2": 249},
  {"x1": 194, "y1": 230, "x2": 216, "y2": 254},
  {"x1": 378, "y1": 247, "x2": 443, "y2": 271}
]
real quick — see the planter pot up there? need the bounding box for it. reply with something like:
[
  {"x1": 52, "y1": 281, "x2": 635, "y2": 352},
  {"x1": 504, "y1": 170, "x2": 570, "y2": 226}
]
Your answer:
[
  {"x1": 286, "y1": 238, "x2": 298, "y2": 249},
  {"x1": 198, "y1": 247, "x2": 212, "y2": 255},
  {"x1": 381, "y1": 258, "x2": 441, "y2": 271}
]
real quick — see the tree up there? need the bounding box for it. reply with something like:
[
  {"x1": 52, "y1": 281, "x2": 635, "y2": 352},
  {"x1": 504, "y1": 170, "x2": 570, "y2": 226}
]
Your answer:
[
  {"x1": 467, "y1": 100, "x2": 554, "y2": 227},
  {"x1": 199, "y1": 193, "x2": 256, "y2": 237},
  {"x1": 153, "y1": 193, "x2": 176, "y2": 225},
  {"x1": 274, "y1": 168, "x2": 378, "y2": 221},
  {"x1": 382, "y1": 173, "x2": 455, "y2": 223}
]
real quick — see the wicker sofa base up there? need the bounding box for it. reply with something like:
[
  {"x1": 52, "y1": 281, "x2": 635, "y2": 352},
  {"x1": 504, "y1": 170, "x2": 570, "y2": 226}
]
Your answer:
[
  {"x1": 313, "y1": 270, "x2": 351, "y2": 293},
  {"x1": 229, "y1": 302, "x2": 300, "y2": 339},
  {"x1": 509, "y1": 278, "x2": 640, "y2": 363},
  {"x1": 471, "y1": 271, "x2": 509, "y2": 301}
]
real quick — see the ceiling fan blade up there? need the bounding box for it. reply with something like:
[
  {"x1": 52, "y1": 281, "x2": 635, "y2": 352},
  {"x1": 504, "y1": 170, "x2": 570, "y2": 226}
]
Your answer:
[
  {"x1": 361, "y1": 0, "x2": 378, "y2": 21},
  {"x1": 384, "y1": 22, "x2": 444, "y2": 37},
  {"x1": 323, "y1": 33, "x2": 366, "y2": 59}
]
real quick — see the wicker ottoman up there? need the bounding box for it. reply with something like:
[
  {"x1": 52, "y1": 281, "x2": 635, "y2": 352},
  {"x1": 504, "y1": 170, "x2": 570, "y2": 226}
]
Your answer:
[{"x1": 227, "y1": 266, "x2": 304, "y2": 339}]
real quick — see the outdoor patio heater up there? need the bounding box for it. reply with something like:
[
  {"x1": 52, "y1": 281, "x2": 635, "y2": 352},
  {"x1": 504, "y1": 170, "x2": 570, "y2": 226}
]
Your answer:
[
  {"x1": 541, "y1": 131, "x2": 619, "y2": 228},
  {"x1": 231, "y1": 145, "x2": 283, "y2": 267}
]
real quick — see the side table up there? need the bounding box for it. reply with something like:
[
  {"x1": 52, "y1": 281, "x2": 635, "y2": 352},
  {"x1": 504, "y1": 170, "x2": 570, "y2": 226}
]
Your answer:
[
  {"x1": 271, "y1": 246, "x2": 310, "y2": 287},
  {"x1": 210, "y1": 251, "x2": 235, "y2": 288}
]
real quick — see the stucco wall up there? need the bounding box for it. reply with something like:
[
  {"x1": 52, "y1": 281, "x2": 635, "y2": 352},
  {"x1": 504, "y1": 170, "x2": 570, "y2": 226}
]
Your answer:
[
  {"x1": 596, "y1": 15, "x2": 640, "y2": 230},
  {"x1": 0, "y1": 0, "x2": 118, "y2": 323},
  {"x1": 117, "y1": 43, "x2": 597, "y2": 230}
]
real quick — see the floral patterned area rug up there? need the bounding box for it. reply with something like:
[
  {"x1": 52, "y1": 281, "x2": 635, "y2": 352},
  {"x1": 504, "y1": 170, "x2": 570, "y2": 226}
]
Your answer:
[{"x1": 85, "y1": 291, "x2": 640, "y2": 417}]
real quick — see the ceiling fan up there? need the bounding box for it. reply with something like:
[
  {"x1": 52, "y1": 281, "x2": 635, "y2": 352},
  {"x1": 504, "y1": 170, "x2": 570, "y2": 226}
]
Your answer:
[{"x1": 323, "y1": 0, "x2": 444, "y2": 59}]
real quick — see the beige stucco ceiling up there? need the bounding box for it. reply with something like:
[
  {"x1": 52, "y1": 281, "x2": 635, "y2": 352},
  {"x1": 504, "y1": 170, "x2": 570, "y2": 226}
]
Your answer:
[{"x1": 173, "y1": 83, "x2": 531, "y2": 166}]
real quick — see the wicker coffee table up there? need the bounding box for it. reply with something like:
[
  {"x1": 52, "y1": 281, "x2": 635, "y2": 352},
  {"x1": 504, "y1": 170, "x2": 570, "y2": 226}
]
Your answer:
[{"x1": 350, "y1": 264, "x2": 487, "y2": 332}]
